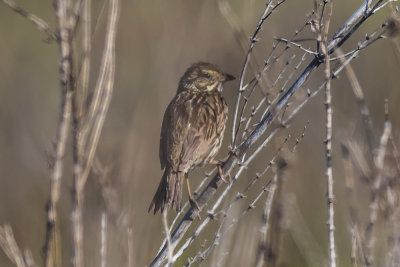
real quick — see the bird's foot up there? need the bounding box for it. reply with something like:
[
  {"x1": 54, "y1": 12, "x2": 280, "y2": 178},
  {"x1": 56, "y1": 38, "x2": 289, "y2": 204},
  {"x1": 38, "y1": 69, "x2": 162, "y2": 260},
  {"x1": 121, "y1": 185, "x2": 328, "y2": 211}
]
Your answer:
[
  {"x1": 217, "y1": 163, "x2": 231, "y2": 183},
  {"x1": 189, "y1": 196, "x2": 201, "y2": 219},
  {"x1": 210, "y1": 159, "x2": 231, "y2": 183},
  {"x1": 227, "y1": 145, "x2": 239, "y2": 159},
  {"x1": 189, "y1": 195, "x2": 200, "y2": 210}
]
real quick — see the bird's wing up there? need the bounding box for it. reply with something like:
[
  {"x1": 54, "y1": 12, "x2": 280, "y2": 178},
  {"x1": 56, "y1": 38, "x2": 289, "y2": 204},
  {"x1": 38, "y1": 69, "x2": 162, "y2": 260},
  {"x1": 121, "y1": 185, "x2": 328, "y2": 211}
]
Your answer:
[
  {"x1": 160, "y1": 91, "x2": 218, "y2": 172},
  {"x1": 159, "y1": 93, "x2": 191, "y2": 171},
  {"x1": 159, "y1": 103, "x2": 169, "y2": 170}
]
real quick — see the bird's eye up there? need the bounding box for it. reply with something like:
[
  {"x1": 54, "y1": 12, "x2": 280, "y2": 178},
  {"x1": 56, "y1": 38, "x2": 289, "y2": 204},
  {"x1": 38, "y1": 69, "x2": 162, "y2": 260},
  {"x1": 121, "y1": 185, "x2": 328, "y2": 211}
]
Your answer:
[{"x1": 204, "y1": 73, "x2": 212, "y2": 79}]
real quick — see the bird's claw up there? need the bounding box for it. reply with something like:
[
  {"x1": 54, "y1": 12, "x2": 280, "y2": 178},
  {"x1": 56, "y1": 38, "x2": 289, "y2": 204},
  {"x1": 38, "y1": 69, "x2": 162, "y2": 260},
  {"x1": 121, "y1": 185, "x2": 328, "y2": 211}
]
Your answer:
[
  {"x1": 217, "y1": 163, "x2": 231, "y2": 183},
  {"x1": 189, "y1": 197, "x2": 201, "y2": 219}
]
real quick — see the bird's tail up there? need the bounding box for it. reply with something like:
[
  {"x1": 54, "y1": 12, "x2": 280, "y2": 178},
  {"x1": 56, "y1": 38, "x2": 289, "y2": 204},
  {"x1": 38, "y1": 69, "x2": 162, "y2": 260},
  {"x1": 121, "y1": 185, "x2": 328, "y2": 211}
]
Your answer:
[{"x1": 148, "y1": 168, "x2": 184, "y2": 214}]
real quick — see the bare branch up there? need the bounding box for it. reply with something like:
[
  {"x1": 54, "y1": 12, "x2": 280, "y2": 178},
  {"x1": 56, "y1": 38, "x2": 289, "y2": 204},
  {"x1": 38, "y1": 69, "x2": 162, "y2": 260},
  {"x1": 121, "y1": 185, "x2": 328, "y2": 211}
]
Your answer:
[
  {"x1": 0, "y1": 225, "x2": 30, "y2": 267},
  {"x1": 100, "y1": 213, "x2": 107, "y2": 267},
  {"x1": 365, "y1": 113, "x2": 392, "y2": 266},
  {"x1": 23, "y1": 250, "x2": 36, "y2": 267},
  {"x1": 1, "y1": 0, "x2": 58, "y2": 40},
  {"x1": 44, "y1": 0, "x2": 74, "y2": 264},
  {"x1": 127, "y1": 228, "x2": 134, "y2": 267},
  {"x1": 162, "y1": 211, "x2": 173, "y2": 267},
  {"x1": 76, "y1": 0, "x2": 92, "y2": 118},
  {"x1": 335, "y1": 48, "x2": 376, "y2": 153},
  {"x1": 255, "y1": 172, "x2": 278, "y2": 267},
  {"x1": 275, "y1": 37, "x2": 318, "y2": 55},
  {"x1": 317, "y1": 1, "x2": 336, "y2": 266}
]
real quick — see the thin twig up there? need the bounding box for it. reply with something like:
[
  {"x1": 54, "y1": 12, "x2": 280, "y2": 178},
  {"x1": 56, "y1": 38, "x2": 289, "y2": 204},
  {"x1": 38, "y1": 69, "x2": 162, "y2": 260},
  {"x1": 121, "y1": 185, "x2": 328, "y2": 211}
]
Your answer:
[
  {"x1": 341, "y1": 143, "x2": 366, "y2": 267},
  {"x1": 350, "y1": 225, "x2": 359, "y2": 267},
  {"x1": 275, "y1": 37, "x2": 318, "y2": 55},
  {"x1": 76, "y1": 0, "x2": 92, "y2": 119},
  {"x1": 388, "y1": 208, "x2": 400, "y2": 267},
  {"x1": 241, "y1": 133, "x2": 290, "y2": 194},
  {"x1": 255, "y1": 172, "x2": 278, "y2": 267},
  {"x1": 23, "y1": 250, "x2": 36, "y2": 267},
  {"x1": 365, "y1": 111, "x2": 392, "y2": 266},
  {"x1": 264, "y1": 158, "x2": 286, "y2": 267},
  {"x1": 184, "y1": 217, "x2": 227, "y2": 267},
  {"x1": 383, "y1": 102, "x2": 400, "y2": 267},
  {"x1": 162, "y1": 211, "x2": 173, "y2": 267},
  {"x1": 100, "y1": 213, "x2": 107, "y2": 267},
  {"x1": 128, "y1": 228, "x2": 134, "y2": 267},
  {"x1": 335, "y1": 48, "x2": 376, "y2": 156},
  {"x1": 0, "y1": 225, "x2": 27, "y2": 267},
  {"x1": 211, "y1": 133, "x2": 289, "y2": 220},
  {"x1": 1, "y1": 0, "x2": 58, "y2": 40},
  {"x1": 69, "y1": 0, "x2": 84, "y2": 36},
  {"x1": 44, "y1": 0, "x2": 73, "y2": 265},
  {"x1": 317, "y1": 1, "x2": 336, "y2": 266}
]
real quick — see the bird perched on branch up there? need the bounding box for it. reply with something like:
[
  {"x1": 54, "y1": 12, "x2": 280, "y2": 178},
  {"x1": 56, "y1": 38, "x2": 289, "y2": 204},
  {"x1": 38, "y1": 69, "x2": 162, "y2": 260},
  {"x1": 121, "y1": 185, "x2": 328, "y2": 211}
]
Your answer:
[{"x1": 148, "y1": 62, "x2": 235, "y2": 214}]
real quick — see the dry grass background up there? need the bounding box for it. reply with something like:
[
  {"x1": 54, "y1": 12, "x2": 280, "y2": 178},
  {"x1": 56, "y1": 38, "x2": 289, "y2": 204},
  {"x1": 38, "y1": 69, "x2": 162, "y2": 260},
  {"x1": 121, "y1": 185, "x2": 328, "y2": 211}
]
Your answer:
[{"x1": 0, "y1": 0, "x2": 399, "y2": 266}]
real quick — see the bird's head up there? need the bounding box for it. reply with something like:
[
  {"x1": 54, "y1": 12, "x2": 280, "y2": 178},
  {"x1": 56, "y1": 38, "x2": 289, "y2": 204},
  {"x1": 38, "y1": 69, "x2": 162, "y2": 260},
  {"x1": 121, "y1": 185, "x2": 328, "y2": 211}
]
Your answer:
[{"x1": 178, "y1": 62, "x2": 235, "y2": 94}]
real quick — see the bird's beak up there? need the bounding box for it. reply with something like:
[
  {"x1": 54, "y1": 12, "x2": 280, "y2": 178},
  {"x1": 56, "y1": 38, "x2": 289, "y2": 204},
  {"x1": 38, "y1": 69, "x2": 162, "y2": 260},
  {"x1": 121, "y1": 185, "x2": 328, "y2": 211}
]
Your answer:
[{"x1": 223, "y1": 73, "x2": 236, "y2": 82}]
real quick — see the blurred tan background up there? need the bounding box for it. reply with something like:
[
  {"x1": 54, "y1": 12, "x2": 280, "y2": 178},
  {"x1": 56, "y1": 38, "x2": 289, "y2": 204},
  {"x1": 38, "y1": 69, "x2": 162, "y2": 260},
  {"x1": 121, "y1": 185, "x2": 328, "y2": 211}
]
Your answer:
[{"x1": 0, "y1": 0, "x2": 399, "y2": 266}]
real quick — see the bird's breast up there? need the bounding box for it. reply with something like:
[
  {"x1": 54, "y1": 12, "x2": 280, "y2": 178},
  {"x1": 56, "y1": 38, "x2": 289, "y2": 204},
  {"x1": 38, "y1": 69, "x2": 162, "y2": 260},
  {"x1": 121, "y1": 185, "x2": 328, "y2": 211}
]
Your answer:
[{"x1": 197, "y1": 93, "x2": 228, "y2": 165}]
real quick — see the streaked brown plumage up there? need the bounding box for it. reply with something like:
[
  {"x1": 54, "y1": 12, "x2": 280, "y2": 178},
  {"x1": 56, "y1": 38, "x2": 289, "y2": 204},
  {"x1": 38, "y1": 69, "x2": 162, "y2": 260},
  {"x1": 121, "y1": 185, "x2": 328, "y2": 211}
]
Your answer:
[{"x1": 148, "y1": 62, "x2": 235, "y2": 214}]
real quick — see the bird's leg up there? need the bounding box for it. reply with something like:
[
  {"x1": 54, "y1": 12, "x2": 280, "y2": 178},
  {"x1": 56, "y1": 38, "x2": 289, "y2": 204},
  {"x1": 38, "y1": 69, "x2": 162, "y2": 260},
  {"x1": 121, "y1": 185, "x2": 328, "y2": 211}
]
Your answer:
[
  {"x1": 185, "y1": 176, "x2": 200, "y2": 211},
  {"x1": 209, "y1": 160, "x2": 231, "y2": 183}
]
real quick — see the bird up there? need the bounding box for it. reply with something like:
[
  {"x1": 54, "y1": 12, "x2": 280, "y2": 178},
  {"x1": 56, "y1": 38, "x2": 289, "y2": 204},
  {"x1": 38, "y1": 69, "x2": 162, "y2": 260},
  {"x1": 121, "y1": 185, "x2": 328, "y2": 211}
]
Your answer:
[{"x1": 148, "y1": 62, "x2": 235, "y2": 214}]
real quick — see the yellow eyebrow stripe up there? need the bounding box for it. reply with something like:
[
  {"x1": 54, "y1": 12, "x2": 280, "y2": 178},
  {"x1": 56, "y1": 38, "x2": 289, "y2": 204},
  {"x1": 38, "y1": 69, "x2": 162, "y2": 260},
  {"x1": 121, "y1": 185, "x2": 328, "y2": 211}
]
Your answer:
[{"x1": 203, "y1": 70, "x2": 219, "y2": 76}]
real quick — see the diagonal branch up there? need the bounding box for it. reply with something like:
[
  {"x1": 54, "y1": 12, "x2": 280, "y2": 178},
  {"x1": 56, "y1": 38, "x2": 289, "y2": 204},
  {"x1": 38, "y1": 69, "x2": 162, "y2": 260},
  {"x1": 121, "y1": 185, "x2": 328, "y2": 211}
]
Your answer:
[{"x1": 1, "y1": 0, "x2": 58, "y2": 40}]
